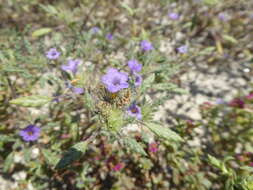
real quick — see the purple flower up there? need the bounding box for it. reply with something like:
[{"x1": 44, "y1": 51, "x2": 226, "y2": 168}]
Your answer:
[
  {"x1": 218, "y1": 12, "x2": 228, "y2": 21},
  {"x1": 168, "y1": 12, "x2": 180, "y2": 20},
  {"x1": 101, "y1": 68, "x2": 129, "y2": 93},
  {"x1": 72, "y1": 87, "x2": 84, "y2": 94},
  {"x1": 61, "y1": 59, "x2": 81, "y2": 74},
  {"x1": 19, "y1": 125, "x2": 41, "y2": 142},
  {"x1": 106, "y1": 33, "x2": 113, "y2": 40},
  {"x1": 229, "y1": 98, "x2": 245, "y2": 108},
  {"x1": 128, "y1": 60, "x2": 142, "y2": 73},
  {"x1": 46, "y1": 48, "x2": 61, "y2": 60},
  {"x1": 112, "y1": 163, "x2": 124, "y2": 172},
  {"x1": 177, "y1": 45, "x2": 188, "y2": 54},
  {"x1": 91, "y1": 27, "x2": 100, "y2": 34},
  {"x1": 216, "y1": 98, "x2": 226, "y2": 105},
  {"x1": 140, "y1": 40, "x2": 154, "y2": 51},
  {"x1": 127, "y1": 104, "x2": 142, "y2": 120},
  {"x1": 246, "y1": 93, "x2": 253, "y2": 100},
  {"x1": 134, "y1": 73, "x2": 142, "y2": 87},
  {"x1": 148, "y1": 142, "x2": 158, "y2": 153}
]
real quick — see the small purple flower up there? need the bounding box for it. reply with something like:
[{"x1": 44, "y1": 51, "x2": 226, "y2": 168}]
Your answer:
[
  {"x1": 101, "y1": 68, "x2": 129, "y2": 93},
  {"x1": 72, "y1": 87, "x2": 84, "y2": 94},
  {"x1": 177, "y1": 45, "x2": 188, "y2": 54},
  {"x1": 127, "y1": 104, "x2": 142, "y2": 120},
  {"x1": 128, "y1": 59, "x2": 142, "y2": 73},
  {"x1": 46, "y1": 48, "x2": 61, "y2": 60},
  {"x1": 112, "y1": 163, "x2": 124, "y2": 172},
  {"x1": 19, "y1": 125, "x2": 41, "y2": 142},
  {"x1": 229, "y1": 98, "x2": 245, "y2": 108},
  {"x1": 168, "y1": 12, "x2": 180, "y2": 20},
  {"x1": 216, "y1": 98, "x2": 226, "y2": 105},
  {"x1": 134, "y1": 73, "x2": 142, "y2": 87},
  {"x1": 140, "y1": 40, "x2": 154, "y2": 51},
  {"x1": 148, "y1": 142, "x2": 158, "y2": 153},
  {"x1": 218, "y1": 12, "x2": 229, "y2": 22},
  {"x1": 91, "y1": 27, "x2": 100, "y2": 34},
  {"x1": 61, "y1": 59, "x2": 81, "y2": 74},
  {"x1": 106, "y1": 33, "x2": 113, "y2": 40},
  {"x1": 246, "y1": 93, "x2": 253, "y2": 100}
]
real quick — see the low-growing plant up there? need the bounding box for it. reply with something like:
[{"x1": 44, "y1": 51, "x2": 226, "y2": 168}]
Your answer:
[{"x1": 0, "y1": 0, "x2": 253, "y2": 189}]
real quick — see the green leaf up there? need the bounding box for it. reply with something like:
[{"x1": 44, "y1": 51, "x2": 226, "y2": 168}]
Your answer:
[
  {"x1": 24, "y1": 148, "x2": 32, "y2": 163},
  {"x1": 123, "y1": 137, "x2": 147, "y2": 156},
  {"x1": 32, "y1": 28, "x2": 52, "y2": 37},
  {"x1": 42, "y1": 149, "x2": 60, "y2": 166},
  {"x1": 120, "y1": 3, "x2": 134, "y2": 16},
  {"x1": 56, "y1": 141, "x2": 88, "y2": 169},
  {"x1": 141, "y1": 73, "x2": 155, "y2": 92},
  {"x1": 107, "y1": 109, "x2": 124, "y2": 132},
  {"x1": 145, "y1": 123, "x2": 182, "y2": 142},
  {"x1": 83, "y1": 92, "x2": 95, "y2": 110},
  {"x1": 10, "y1": 95, "x2": 52, "y2": 107},
  {"x1": 208, "y1": 155, "x2": 221, "y2": 168},
  {"x1": 72, "y1": 141, "x2": 88, "y2": 153},
  {"x1": 199, "y1": 46, "x2": 216, "y2": 55},
  {"x1": 222, "y1": 35, "x2": 237, "y2": 44},
  {"x1": 40, "y1": 4, "x2": 58, "y2": 15},
  {"x1": 141, "y1": 103, "x2": 155, "y2": 122},
  {"x1": 0, "y1": 135, "x2": 15, "y2": 142},
  {"x1": 203, "y1": 0, "x2": 219, "y2": 5},
  {"x1": 240, "y1": 166, "x2": 253, "y2": 173},
  {"x1": 4, "y1": 152, "x2": 14, "y2": 172}
]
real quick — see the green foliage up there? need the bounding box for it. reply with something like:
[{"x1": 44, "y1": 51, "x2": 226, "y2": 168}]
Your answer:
[
  {"x1": 123, "y1": 137, "x2": 147, "y2": 156},
  {"x1": 32, "y1": 28, "x2": 52, "y2": 38},
  {"x1": 203, "y1": 0, "x2": 219, "y2": 6},
  {"x1": 1, "y1": 0, "x2": 252, "y2": 189},
  {"x1": 107, "y1": 109, "x2": 125, "y2": 132},
  {"x1": 3, "y1": 152, "x2": 14, "y2": 172},
  {"x1": 10, "y1": 95, "x2": 52, "y2": 107},
  {"x1": 42, "y1": 149, "x2": 60, "y2": 166},
  {"x1": 145, "y1": 122, "x2": 183, "y2": 142},
  {"x1": 56, "y1": 142, "x2": 87, "y2": 169}
]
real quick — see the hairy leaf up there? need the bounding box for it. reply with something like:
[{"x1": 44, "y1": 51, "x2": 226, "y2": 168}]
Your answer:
[
  {"x1": 56, "y1": 142, "x2": 87, "y2": 169},
  {"x1": 145, "y1": 123, "x2": 182, "y2": 142},
  {"x1": 42, "y1": 149, "x2": 60, "y2": 166},
  {"x1": 123, "y1": 137, "x2": 147, "y2": 156},
  {"x1": 10, "y1": 95, "x2": 52, "y2": 107},
  {"x1": 32, "y1": 28, "x2": 52, "y2": 37}
]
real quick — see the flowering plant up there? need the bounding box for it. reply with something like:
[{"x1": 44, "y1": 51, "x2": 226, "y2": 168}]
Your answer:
[{"x1": 0, "y1": 0, "x2": 252, "y2": 189}]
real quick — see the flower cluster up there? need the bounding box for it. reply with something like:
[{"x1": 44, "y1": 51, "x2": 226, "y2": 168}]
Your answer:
[
  {"x1": 101, "y1": 58, "x2": 144, "y2": 120},
  {"x1": 127, "y1": 59, "x2": 143, "y2": 87},
  {"x1": 46, "y1": 48, "x2": 84, "y2": 95}
]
